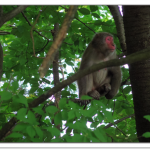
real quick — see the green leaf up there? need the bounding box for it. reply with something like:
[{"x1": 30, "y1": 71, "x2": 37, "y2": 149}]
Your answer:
[
  {"x1": 97, "y1": 112, "x2": 104, "y2": 122},
  {"x1": 61, "y1": 110, "x2": 68, "y2": 120},
  {"x1": 47, "y1": 126, "x2": 60, "y2": 137},
  {"x1": 94, "y1": 20, "x2": 102, "y2": 25},
  {"x1": 18, "y1": 25, "x2": 24, "y2": 33},
  {"x1": 115, "y1": 101, "x2": 123, "y2": 114},
  {"x1": 92, "y1": 13, "x2": 100, "y2": 18},
  {"x1": 17, "y1": 108, "x2": 27, "y2": 120},
  {"x1": 143, "y1": 132, "x2": 150, "y2": 138},
  {"x1": 93, "y1": 129, "x2": 107, "y2": 142},
  {"x1": 69, "y1": 83, "x2": 76, "y2": 90},
  {"x1": 32, "y1": 107, "x2": 45, "y2": 116},
  {"x1": 12, "y1": 81, "x2": 19, "y2": 93},
  {"x1": 78, "y1": 8, "x2": 90, "y2": 15},
  {"x1": 90, "y1": 6, "x2": 98, "y2": 12},
  {"x1": 42, "y1": 78, "x2": 51, "y2": 84},
  {"x1": 13, "y1": 123, "x2": 27, "y2": 131},
  {"x1": 91, "y1": 136, "x2": 100, "y2": 142},
  {"x1": 71, "y1": 134, "x2": 84, "y2": 142},
  {"x1": 13, "y1": 95, "x2": 28, "y2": 108},
  {"x1": 104, "y1": 111, "x2": 113, "y2": 123},
  {"x1": 29, "y1": 87, "x2": 38, "y2": 93},
  {"x1": 90, "y1": 122, "x2": 99, "y2": 128},
  {"x1": 144, "y1": 115, "x2": 150, "y2": 122},
  {"x1": 65, "y1": 60, "x2": 74, "y2": 66},
  {"x1": 68, "y1": 100, "x2": 78, "y2": 109},
  {"x1": 74, "y1": 40, "x2": 79, "y2": 46},
  {"x1": 30, "y1": 138, "x2": 42, "y2": 142},
  {"x1": 1, "y1": 82, "x2": 9, "y2": 88},
  {"x1": 46, "y1": 106, "x2": 58, "y2": 115},
  {"x1": 123, "y1": 86, "x2": 132, "y2": 94},
  {"x1": 27, "y1": 110, "x2": 38, "y2": 125},
  {"x1": 75, "y1": 111, "x2": 81, "y2": 119},
  {"x1": 0, "y1": 114, "x2": 6, "y2": 123},
  {"x1": 34, "y1": 126, "x2": 43, "y2": 139},
  {"x1": 7, "y1": 132, "x2": 23, "y2": 138},
  {"x1": 59, "y1": 98, "x2": 67, "y2": 109},
  {"x1": 125, "y1": 108, "x2": 134, "y2": 115},
  {"x1": 26, "y1": 125, "x2": 36, "y2": 138},
  {"x1": 79, "y1": 40, "x2": 84, "y2": 50},
  {"x1": 68, "y1": 110, "x2": 76, "y2": 120},
  {"x1": 19, "y1": 55, "x2": 26, "y2": 65},
  {"x1": 54, "y1": 112, "x2": 62, "y2": 126},
  {"x1": 18, "y1": 94, "x2": 28, "y2": 107},
  {"x1": 61, "y1": 90, "x2": 70, "y2": 97},
  {"x1": 94, "y1": 100, "x2": 106, "y2": 109},
  {"x1": 30, "y1": 78, "x2": 39, "y2": 84},
  {"x1": 80, "y1": 95, "x2": 93, "y2": 100},
  {"x1": 1, "y1": 91, "x2": 12, "y2": 101}
]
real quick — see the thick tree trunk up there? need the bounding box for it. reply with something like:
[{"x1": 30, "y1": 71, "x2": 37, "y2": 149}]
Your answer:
[{"x1": 123, "y1": 6, "x2": 150, "y2": 142}]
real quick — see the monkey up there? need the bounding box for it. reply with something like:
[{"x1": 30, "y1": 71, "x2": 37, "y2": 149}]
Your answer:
[
  {"x1": 95, "y1": 82, "x2": 111, "y2": 97},
  {"x1": 77, "y1": 32, "x2": 121, "y2": 103}
]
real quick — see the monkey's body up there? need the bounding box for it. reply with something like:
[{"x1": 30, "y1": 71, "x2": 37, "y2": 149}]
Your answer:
[{"x1": 77, "y1": 32, "x2": 121, "y2": 100}]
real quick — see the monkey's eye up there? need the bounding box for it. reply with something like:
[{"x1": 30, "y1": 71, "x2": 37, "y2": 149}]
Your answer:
[{"x1": 107, "y1": 38, "x2": 110, "y2": 41}]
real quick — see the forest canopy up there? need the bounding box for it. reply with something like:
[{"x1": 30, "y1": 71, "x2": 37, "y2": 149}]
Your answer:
[{"x1": 1, "y1": 5, "x2": 149, "y2": 142}]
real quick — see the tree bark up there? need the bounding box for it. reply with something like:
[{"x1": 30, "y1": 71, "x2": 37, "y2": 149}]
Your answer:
[
  {"x1": 39, "y1": 5, "x2": 78, "y2": 78},
  {"x1": 123, "y1": 6, "x2": 150, "y2": 142},
  {"x1": 0, "y1": 5, "x2": 28, "y2": 27},
  {"x1": 52, "y1": 23, "x2": 61, "y2": 108},
  {"x1": 0, "y1": 43, "x2": 3, "y2": 81}
]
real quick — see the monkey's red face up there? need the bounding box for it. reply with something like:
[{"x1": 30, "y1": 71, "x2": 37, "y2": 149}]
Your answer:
[{"x1": 105, "y1": 36, "x2": 115, "y2": 51}]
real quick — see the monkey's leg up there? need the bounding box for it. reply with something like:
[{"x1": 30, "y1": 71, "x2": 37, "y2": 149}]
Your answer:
[
  {"x1": 87, "y1": 83, "x2": 111, "y2": 100},
  {"x1": 88, "y1": 90, "x2": 100, "y2": 100},
  {"x1": 97, "y1": 83, "x2": 111, "y2": 97},
  {"x1": 78, "y1": 74, "x2": 95, "y2": 105},
  {"x1": 80, "y1": 86, "x2": 105, "y2": 107}
]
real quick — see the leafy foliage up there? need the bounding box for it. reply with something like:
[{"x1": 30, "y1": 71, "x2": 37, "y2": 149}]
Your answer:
[{"x1": 0, "y1": 5, "x2": 137, "y2": 142}]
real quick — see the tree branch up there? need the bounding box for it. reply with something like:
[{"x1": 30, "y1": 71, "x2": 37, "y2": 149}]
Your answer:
[
  {"x1": 60, "y1": 5, "x2": 95, "y2": 34},
  {"x1": 74, "y1": 17, "x2": 95, "y2": 33},
  {"x1": 104, "y1": 114, "x2": 134, "y2": 129},
  {"x1": 0, "y1": 31, "x2": 10, "y2": 35},
  {"x1": 0, "y1": 117, "x2": 17, "y2": 141},
  {"x1": 118, "y1": 51, "x2": 127, "y2": 58},
  {"x1": 1, "y1": 48, "x2": 150, "y2": 140},
  {"x1": 31, "y1": 47, "x2": 150, "y2": 108},
  {"x1": 2, "y1": 6, "x2": 28, "y2": 26},
  {"x1": 30, "y1": 6, "x2": 44, "y2": 58},
  {"x1": 21, "y1": 11, "x2": 50, "y2": 41},
  {"x1": 121, "y1": 77, "x2": 130, "y2": 86},
  {"x1": 108, "y1": 5, "x2": 126, "y2": 52},
  {"x1": 39, "y1": 5, "x2": 78, "y2": 78},
  {"x1": 52, "y1": 23, "x2": 61, "y2": 108},
  {"x1": 0, "y1": 6, "x2": 3, "y2": 21}
]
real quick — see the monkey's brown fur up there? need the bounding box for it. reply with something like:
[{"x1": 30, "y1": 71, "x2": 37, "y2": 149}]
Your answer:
[{"x1": 77, "y1": 32, "x2": 121, "y2": 100}]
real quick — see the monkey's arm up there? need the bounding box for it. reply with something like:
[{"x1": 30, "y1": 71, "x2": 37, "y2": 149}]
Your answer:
[
  {"x1": 105, "y1": 66, "x2": 121, "y2": 99},
  {"x1": 78, "y1": 46, "x2": 101, "y2": 99}
]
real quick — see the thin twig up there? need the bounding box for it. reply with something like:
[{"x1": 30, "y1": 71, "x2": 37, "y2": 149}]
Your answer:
[
  {"x1": 104, "y1": 114, "x2": 134, "y2": 129},
  {"x1": 60, "y1": 5, "x2": 95, "y2": 34},
  {"x1": 30, "y1": 6, "x2": 45, "y2": 59}
]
